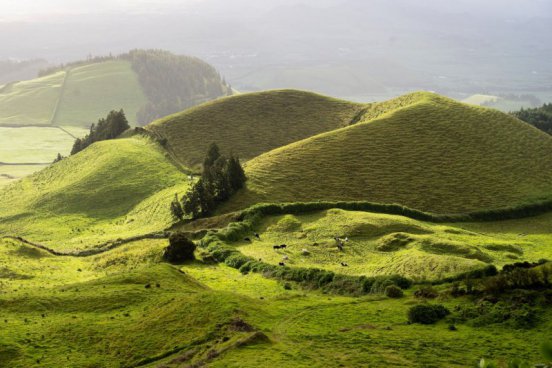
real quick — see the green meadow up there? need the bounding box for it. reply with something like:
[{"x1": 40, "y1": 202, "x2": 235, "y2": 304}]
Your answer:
[{"x1": 1, "y1": 89, "x2": 552, "y2": 366}]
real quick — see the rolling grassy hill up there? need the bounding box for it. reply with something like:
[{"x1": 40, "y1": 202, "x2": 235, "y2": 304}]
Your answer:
[
  {"x1": 222, "y1": 92, "x2": 552, "y2": 214},
  {"x1": 147, "y1": 89, "x2": 365, "y2": 168},
  {"x1": 0, "y1": 136, "x2": 191, "y2": 250}
]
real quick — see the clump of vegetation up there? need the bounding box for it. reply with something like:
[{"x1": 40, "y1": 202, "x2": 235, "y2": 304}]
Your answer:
[
  {"x1": 414, "y1": 286, "x2": 439, "y2": 299},
  {"x1": 407, "y1": 304, "x2": 450, "y2": 324},
  {"x1": 178, "y1": 143, "x2": 246, "y2": 219},
  {"x1": 376, "y1": 232, "x2": 414, "y2": 252},
  {"x1": 511, "y1": 103, "x2": 552, "y2": 135},
  {"x1": 384, "y1": 285, "x2": 404, "y2": 298},
  {"x1": 71, "y1": 109, "x2": 130, "y2": 155},
  {"x1": 163, "y1": 232, "x2": 196, "y2": 263}
]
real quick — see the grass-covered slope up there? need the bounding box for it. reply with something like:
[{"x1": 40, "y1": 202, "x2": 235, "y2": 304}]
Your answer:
[
  {"x1": 53, "y1": 60, "x2": 147, "y2": 126},
  {"x1": 0, "y1": 136, "x2": 190, "y2": 250},
  {"x1": 224, "y1": 92, "x2": 552, "y2": 214},
  {"x1": 0, "y1": 72, "x2": 65, "y2": 125},
  {"x1": 147, "y1": 89, "x2": 365, "y2": 168}
]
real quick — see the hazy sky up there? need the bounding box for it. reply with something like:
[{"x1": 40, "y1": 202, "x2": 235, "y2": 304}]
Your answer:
[{"x1": 1, "y1": 0, "x2": 550, "y2": 21}]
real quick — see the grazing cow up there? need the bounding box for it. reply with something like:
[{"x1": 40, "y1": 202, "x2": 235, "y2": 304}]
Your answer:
[
  {"x1": 280, "y1": 244, "x2": 287, "y2": 249},
  {"x1": 301, "y1": 249, "x2": 310, "y2": 255},
  {"x1": 278, "y1": 262, "x2": 285, "y2": 266},
  {"x1": 344, "y1": 237, "x2": 349, "y2": 242},
  {"x1": 273, "y1": 245, "x2": 281, "y2": 250},
  {"x1": 244, "y1": 237, "x2": 251, "y2": 242},
  {"x1": 337, "y1": 242, "x2": 344, "y2": 251},
  {"x1": 254, "y1": 232, "x2": 261, "y2": 240},
  {"x1": 282, "y1": 255, "x2": 289, "y2": 260},
  {"x1": 341, "y1": 262, "x2": 349, "y2": 267}
]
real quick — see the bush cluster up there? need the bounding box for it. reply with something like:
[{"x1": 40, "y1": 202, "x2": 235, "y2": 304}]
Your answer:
[
  {"x1": 407, "y1": 304, "x2": 450, "y2": 324},
  {"x1": 163, "y1": 232, "x2": 196, "y2": 263}
]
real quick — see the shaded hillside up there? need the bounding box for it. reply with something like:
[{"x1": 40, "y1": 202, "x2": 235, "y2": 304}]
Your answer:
[
  {"x1": 222, "y1": 92, "x2": 552, "y2": 214},
  {"x1": 147, "y1": 89, "x2": 365, "y2": 168},
  {"x1": 0, "y1": 136, "x2": 191, "y2": 249}
]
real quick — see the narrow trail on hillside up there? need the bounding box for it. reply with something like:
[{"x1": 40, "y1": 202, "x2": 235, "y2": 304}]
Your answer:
[{"x1": 0, "y1": 232, "x2": 169, "y2": 257}]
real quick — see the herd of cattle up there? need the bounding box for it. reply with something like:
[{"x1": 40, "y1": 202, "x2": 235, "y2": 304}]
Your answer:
[{"x1": 243, "y1": 233, "x2": 350, "y2": 267}]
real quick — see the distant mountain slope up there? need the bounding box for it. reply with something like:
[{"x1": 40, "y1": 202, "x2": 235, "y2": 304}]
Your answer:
[
  {"x1": 147, "y1": 89, "x2": 364, "y2": 168},
  {"x1": 222, "y1": 92, "x2": 552, "y2": 214},
  {"x1": 0, "y1": 136, "x2": 191, "y2": 249},
  {"x1": 0, "y1": 50, "x2": 230, "y2": 127}
]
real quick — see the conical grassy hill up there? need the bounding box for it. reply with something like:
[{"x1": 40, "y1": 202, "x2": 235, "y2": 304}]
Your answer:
[{"x1": 222, "y1": 92, "x2": 552, "y2": 214}]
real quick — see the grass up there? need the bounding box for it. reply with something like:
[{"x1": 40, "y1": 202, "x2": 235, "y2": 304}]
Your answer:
[
  {"x1": 54, "y1": 60, "x2": 147, "y2": 126},
  {"x1": 147, "y1": 89, "x2": 364, "y2": 168},
  {"x1": 0, "y1": 72, "x2": 65, "y2": 125},
  {"x1": 0, "y1": 136, "x2": 191, "y2": 250},
  {"x1": 0, "y1": 165, "x2": 48, "y2": 188},
  {"x1": 223, "y1": 208, "x2": 552, "y2": 280},
  {"x1": 222, "y1": 92, "x2": 552, "y2": 214},
  {"x1": 0, "y1": 126, "x2": 88, "y2": 163},
  {"x1": 0, "y1": 235, "x2": 550, "y2": 367}
]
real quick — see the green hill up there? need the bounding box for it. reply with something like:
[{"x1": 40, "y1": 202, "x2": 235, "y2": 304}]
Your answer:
[
  {"x1": 0, "y1": 50, "x2": 230, "y2": 127},
  {"x1": 147, "y1": 89, "x2": 364, "y2": 168},
  {"x1": 222, "y1": 92, "x2": 552, "y2": 214},
  {"x1": 0, "y1": 136, "x2": 190, "y2": 250}
]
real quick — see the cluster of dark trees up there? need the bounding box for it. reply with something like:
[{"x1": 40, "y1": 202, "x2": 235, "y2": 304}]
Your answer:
[
  {"x1": 171, "y1": 143, "x2": 246, "y2": 220},
  {"x1": 512, "y1": 103, "x2": 552, "y2": 135},
  {"x1": 122, "y1": 49, "x2": 232, "y2": 124},
  {"x1": 71, "y1": 109, "x2": 130, "y2": 155}
]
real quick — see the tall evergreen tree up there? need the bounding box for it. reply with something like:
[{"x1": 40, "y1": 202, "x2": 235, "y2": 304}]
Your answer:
[{"x1": 70, "y1": 109, "x2": 130, "y2": 155}]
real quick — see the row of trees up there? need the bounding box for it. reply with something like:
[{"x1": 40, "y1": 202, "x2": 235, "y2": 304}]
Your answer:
[
  {"x1": 512, "y1": 103, "x2": 552, "y2": 135},
  {"x1": 171, "y1": 143, "x2": 246, "y2": 220},
  {"x1": 71, "y1": 109, "x2": 130, "y2": 155}
]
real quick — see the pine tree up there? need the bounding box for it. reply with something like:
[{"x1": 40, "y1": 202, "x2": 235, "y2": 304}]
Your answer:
[
  {"x1": 170, "y1": 193, "x2": 184, "y2": 220},
  {"x1": 227, "y1": 155, "x2": 247, "y2": 191},
  {"x1": 203, "y1": 143, "x2": 221, "y2": 170}
]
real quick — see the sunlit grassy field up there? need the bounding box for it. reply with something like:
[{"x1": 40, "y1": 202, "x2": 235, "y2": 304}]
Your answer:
[
  {"x1": 0, "y1": 136, "x2": 191, "y2": 250},
  {"x1": 54, "y1": 60, "x2": 147, "y2": 126},
  {"x1": 0, "y1": 235, "x2": 550, "y2": 367},
  {"x1": 0, "y1": 72, "x2": 65, "y2": 125},
  {"x1": 232, "y1": 209, "x2": 552, "y2": 280}
]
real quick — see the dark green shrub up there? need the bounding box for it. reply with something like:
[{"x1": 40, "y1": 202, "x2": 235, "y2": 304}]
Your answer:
[
  {"x1": 224, "y1": 253, "x2": 250, "y2": 269},
  {"x1": 407, "y1": 304, "x2": 450, "y2": 324},
  {"x1": 163, "y1": 233, "x2": 196, "y2": 263},
  {"x1": 414, "y1": 286, "x2": 439, "y2": 299},
  {"x1": 385, "y1": 285, "x2": 404, "y2": 298}
]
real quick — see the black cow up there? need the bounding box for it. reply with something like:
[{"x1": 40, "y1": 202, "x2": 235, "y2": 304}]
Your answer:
[
  {"x1": 278, "y1": 262, "x2": 285, "y2": 266},
  {"x1": 340, "y1": 262, "x2": 349, "y2": 267},
  {"x1": 244, "y1": 237, "x2": 251, "y2": 242},
  {"x1": 280, "y1": 244, "x2": 287, "y2": 249},
  {"x1": 273, "y1": 245, "x2": 281, "y2": 250},
  {"x1": 254, "y1": 232, "x2": 261, "y2": 240}
]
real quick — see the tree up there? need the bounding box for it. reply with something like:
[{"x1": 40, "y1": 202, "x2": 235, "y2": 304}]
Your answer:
[
  {"x1": 177, "y1": 144, "x2": 246, "y2": 220},
  {"x1": 70, "y1": 109, "x2": 130, "y2": 155},
  {"x1": 227, "y1": 155, "x2": 246, "y2": 191},
  {"x1": 163, "y1": 232, "x2": 196, "y2": 263},
  {"x1": 170, "y1": 194, "x2": 184, "y2": 221},
  {"x1": 203, "y1": 142, "x2": 221, "y2": 169},
  {"x1": 53, "y1": 153, "x2": 64, "y2": 163}
]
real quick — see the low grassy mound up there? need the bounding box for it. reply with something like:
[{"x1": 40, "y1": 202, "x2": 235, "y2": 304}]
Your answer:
[
  {"x1": 224, "y1": 92, "x2": 552, "y2": 214},
  {"x1": 0, "y1": 136, "x2": 190, "y2": 250},
  {"x1": 147, "y1": 89, "x2": 364, "y2": 168},
  {"x1": 233, "y1": 208, "x2": 552, "y2": 280}
]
